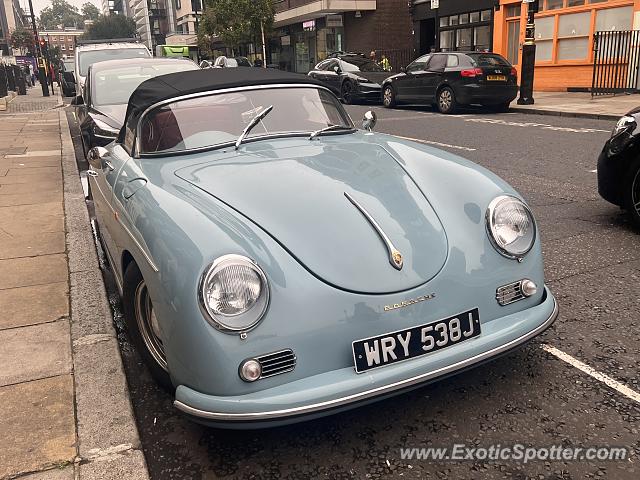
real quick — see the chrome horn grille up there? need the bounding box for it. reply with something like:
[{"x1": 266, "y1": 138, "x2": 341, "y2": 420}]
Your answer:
[
  {"x1": 256, "y1": 349, "x2": 296, "y2": 379},
  {"x1": 496, "y1": 281, "x2": 525, "y2": 306}
]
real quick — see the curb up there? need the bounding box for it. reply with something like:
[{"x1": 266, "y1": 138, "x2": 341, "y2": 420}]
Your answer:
[
  {"x1": 59, "y1": 110, "x2": 150, "y2": 480},
  {"x1": 510, "y1": 106, "x2": 620, "y2": 121}
]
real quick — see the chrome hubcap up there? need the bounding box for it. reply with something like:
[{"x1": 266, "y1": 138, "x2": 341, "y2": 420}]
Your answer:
[
  {"x1": 439, "y1": 90, "x2": 452, "y2": 110},
  {"x1": 134, "y1": 281, "x2": 168, "y2": 371},
  {"x1": 383, "y1": 88, "x2": 392, "y2": 105}
]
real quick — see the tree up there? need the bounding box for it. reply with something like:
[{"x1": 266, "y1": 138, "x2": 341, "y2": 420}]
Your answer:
[
  {"x1": 82, "y1": 15, "x2": 137, "y2": 40},
  {"x1": 81, "y1": 3, "x2": 101, "y2": 22},
  {"x1": 200, "y1": 0, "x2": 274, "y2": 54},
  {"x1": 9, "y1": 26, "x2": 35, "y2": 55},
  {"x1": 38, "y1": 0, "x2": 83, "y2": 30}
]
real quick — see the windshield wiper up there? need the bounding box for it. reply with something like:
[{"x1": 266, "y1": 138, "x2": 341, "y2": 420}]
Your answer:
[
  {"x1": 309, "y1": 124, "x2": 353, "y2": 140},
  {"x1": 235, "y1": 105, "x2": 274, "y2": 150}
]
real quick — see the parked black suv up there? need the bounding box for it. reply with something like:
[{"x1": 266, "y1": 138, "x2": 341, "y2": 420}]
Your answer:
[
  {"x1": 308, "y1": 53, "x2": 392, "y2": 104},
  {"x1": 382, "y1": 52, "x2": 518, "y2": 113}
]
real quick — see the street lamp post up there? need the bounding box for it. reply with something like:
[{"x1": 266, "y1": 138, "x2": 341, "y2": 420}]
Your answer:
[
  {"x1": 26, "y1": 0, "x2": 49, "y2": 96},
  {"x1": 517, "y1": 0, "x2": 539, "y2": 105}
]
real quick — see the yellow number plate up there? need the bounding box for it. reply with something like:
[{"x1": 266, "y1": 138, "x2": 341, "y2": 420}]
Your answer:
[{"x1": 487, "y1": 75, "x2": 507, "y2": 81}]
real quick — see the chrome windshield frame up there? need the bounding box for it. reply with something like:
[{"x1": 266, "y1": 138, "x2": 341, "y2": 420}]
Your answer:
[{"x1": 132, "y1": 83, "x2": 354, "y2": 158}]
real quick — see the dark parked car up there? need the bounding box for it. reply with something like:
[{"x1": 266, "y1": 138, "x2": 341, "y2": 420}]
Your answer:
[
  {"x1": 381, "y1": 52, "x2": 518, "y2": 113},
  {"x1": 597, "y1": 109, "x2": 640, "y2": 227},
  {"x1": 308, "y1": 53, "x2": 392, "y2": 104},
  {"x1": 60, "y1": 59, "x2": 76, "y2": 97},
  {"x1": 73, "y1": 57, "x2": 198, "y2": 157},
  {"x1": 212, "y1": 56, "x2": 252, "y2": 68}
]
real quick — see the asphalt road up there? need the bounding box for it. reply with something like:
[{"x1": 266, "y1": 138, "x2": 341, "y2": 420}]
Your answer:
[{"x1": 66, "y1": 103, "x2": 640, "y2": 480}]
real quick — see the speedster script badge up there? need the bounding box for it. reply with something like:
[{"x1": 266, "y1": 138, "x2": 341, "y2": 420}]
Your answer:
[{"x1": 384, "y1": 293, "x2": 436, "y2": 312}]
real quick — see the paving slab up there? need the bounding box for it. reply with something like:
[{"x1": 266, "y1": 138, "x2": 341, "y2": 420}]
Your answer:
[
  {"x1": 0, "y1": 320, "x2": 72, "y2": 386},
  {"x1": 0, "y1": 254, "x2": 68, "y2": 290},
  {"x1": 5, "y1": 166, "x2": 60, "y2": 176},
  {"x1": 0, "y1": 181, "x2": 62, "y2": 195},
  {"x1": 0, "y1": 191, "x2": 63, "y2": 207},
  {"x1": 0, "y1": 231, "x2": 66, "y2": 259},
  {"x1": 0, "y1": 282, "x2": 68, "y2": 330},
  {"x1": 0, "y1": 202, "x2": 64, "y2": 236},
  {"x1": 0, "y1": 375, "x2": 76, "y2": 479},
  {"x1": 19, "y1": 467, "x2": 74, "y2": 480},
  {"x1": 0, "y1": 173, "x2": 62, "y2": 185},
  {"x1": 78, "y1": 449, "x2": 148, "y2": 480}
]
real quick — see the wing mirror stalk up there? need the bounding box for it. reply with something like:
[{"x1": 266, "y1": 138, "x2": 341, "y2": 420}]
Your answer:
[{"x1": 362, "y1": 111, "x2": 377, "y2": 132}]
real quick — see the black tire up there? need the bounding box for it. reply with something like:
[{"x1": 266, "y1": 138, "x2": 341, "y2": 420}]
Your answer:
[
  {"x1": 382, "y1": 85, "x2": 396, "y2": 108},
  {"x1": 341, "y1": 81, "x2": 354, "y2": 105},
  {"x1": 623, "y1": 158, "x2": 640, "y2": 228},
  {"x1": 436, "y1": 86, "x2": 457, "y2": 114},
  {"x1": 123, "y1": 261, "x2": 173, "y2": 390}
]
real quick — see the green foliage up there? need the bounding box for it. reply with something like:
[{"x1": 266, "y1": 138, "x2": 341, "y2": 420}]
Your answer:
[
  {"x1": 9, "y1": 26, "x2": 35, "y2": 53},
  {"x1": 200, "y1": 0, "x2": 274, "y2": 52},
  {"x1": 38, "y1": 0, "x2": 83, "y2": 30},
  {"x1": 82, "y1": 15, "x2": 137, "y2": 40},
  {"x1": 81, "y1": 3, "x2": 101, "y2": 22}
]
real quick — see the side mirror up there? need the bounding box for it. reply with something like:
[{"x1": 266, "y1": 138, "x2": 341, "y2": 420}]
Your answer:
[
  {"x1": 400, "y1": 66, "x2": 406, "y2": 73},
  {"x1": 70, "y1": 95, "x2": 84, "y2": 106},
  {"x1": 87, "y1": 146, "x2": 109, "y2": 169},
  {"x1": 362, "y1": 110, "x2": 377, "y2": 132},
  {"x1": 333, "y1": 65, "x2": 341, "y2": 74}
]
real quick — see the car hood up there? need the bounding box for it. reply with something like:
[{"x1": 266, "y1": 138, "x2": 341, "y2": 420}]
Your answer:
[
  {"x1": 94, "y1": 104, "x2": 127, "y2": 128},
  {"x1": 175, "y1": 140, "x2": 448, "y2": 294}
]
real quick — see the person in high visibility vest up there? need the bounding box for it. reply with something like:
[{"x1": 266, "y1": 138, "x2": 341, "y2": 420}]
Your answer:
[{"x1": 380, "y1": 55, "x2": 391, "y2": 72}]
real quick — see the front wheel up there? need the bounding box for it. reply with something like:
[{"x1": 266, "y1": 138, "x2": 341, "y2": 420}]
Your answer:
[
  {"x1": 382, "y1": 85, "x2": 396, "y2": 108},
  {"x1": 623, "y1": 158, "x2": 640, "y2": 228},
  {"x1": 437, "y1": 86, "x2": 457, "y2": 114},
  {"x1": 123, "y1": 262, "x2": 173, "y2": 390},
  {"x1": 341, "y1": 81, "x2": 354, "y2": 104}
]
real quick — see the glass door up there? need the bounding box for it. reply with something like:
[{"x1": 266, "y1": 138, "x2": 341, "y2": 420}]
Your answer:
[{"x1": 506, "y1": 19, "x2": 521, "y2": 65}]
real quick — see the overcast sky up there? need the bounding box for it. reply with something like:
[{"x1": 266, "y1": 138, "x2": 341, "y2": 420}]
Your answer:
[{"x1": 21, "y1": 0, "x2": 102, "y2": 16}]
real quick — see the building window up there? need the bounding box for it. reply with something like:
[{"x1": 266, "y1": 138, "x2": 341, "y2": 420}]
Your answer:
[
  {"x1": 557, "y1": 11, "x2": 590, "y2": 60},
  {"x1": 545, "y1": 0, "x2": 564, "y2": 10},
  {"x1": 61, "y1": 45, "x2": 65, "y2": 50},
  {"x1": 440, "y1": 30, "x2": 454, "y2": 50},
  {"x1": 535, "y1": 16, "x2": 554, "y2": 61},
  {"x1": 474, "y1": 25, "x2": 491, "y2": 51},
  {"x1": 595, "y1": 6, "x2": 633, "y2": 31},
  {"x1": 456, "y1": 28, "x2": 473, "y2": 49}
]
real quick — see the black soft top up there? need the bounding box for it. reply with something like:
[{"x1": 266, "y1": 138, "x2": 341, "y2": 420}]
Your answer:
[{"x1": 121, "y1": 68, "x2": 323, "y2": 140}]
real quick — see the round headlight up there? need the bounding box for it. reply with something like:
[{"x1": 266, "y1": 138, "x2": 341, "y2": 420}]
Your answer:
[
  {"x1": 486, "y1": 195, "x2": 536, "y2": 259},
  {"x1": 199, "y1": 254, "x2": 269, "y2": 332}
]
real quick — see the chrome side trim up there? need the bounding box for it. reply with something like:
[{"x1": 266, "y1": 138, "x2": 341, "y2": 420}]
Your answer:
[
  {"x1": 174, "y1": 295, "x2": 558, "y2": 421},
  {"x1": 119, "y1": 220, "x2": 159, "y2": 273},
  {"x1": 344, "y1": 191, "x2": 403, "y2": 270}
]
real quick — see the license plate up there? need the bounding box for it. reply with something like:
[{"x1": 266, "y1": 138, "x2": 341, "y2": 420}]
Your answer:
[
  {"x1": 487, "y1": 75, "x2": 506, "y2": 81},
  {"x1": 352, "y1": 308, "x2": 481, "y2": 373}
]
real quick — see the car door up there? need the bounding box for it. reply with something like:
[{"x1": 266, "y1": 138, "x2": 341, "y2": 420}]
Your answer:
[
  {"x1": 395, "y1": 54, "x2": 430, "y2": 101},
  {"x1": 309, "y1": 59, "x2": 340, "y2": 95},
  {"x1": 421, "y1": 54, "x2": 448, "y2": 101}
]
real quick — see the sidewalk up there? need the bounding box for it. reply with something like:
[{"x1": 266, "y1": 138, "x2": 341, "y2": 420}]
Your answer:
[
  {"x1": 0, "y1": 87, "x2": 149, "y2": 479},
  {"x1": 511, "y1": 91, "x2": 639, "y2": 120}
]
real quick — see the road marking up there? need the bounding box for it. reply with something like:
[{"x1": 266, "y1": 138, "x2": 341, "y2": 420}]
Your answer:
[
  {"x1": 379, "y1": 115, "x2": 437, "y2": 122},
  {"x1": 395, "y1": 135, "x2": 476, "y2": 151},
  {"x1": 541, "y1": 344, "x2": 640, "y2": 404},
  {"x1": 464, "y1": 117, "x2": 610, "y2": 133}
]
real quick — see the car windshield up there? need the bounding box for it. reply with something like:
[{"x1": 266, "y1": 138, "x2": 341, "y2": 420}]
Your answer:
[
  {"x1": 467, "y1": 53, "x2": 511, "y2": 67},
  {"x1": 79, "y1": 47, "x2": 150, "y2": 76},
  {"x1": 340, "y1": 56, "x2": 384, "y2": 72},
  {"x1": 139, "y1": 87, "x2": 353, "y2": 154},
  {"x1": 93, "y1": 62, "x2": 197, "y2": 106}
]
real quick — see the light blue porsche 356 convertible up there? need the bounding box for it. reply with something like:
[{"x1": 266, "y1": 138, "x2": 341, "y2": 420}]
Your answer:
[{"x1": 86, "y1": 68, "x2": 558, "y2": 427}]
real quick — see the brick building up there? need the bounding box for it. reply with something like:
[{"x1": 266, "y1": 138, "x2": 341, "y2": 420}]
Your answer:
[
  {"x1": 270, "y1": 0, "x2": 413, "y2": 72},
  {"x1": 39, "y1": 29, "x2": 84, "y2": 59}
]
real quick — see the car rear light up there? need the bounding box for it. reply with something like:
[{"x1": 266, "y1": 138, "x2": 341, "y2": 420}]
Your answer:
[
  {"x1": 510, "y1": 67, "x2": 517, "y2": 77},
  {"x1": 461, "y1": 68, "x2": 483, "y2": 78}
]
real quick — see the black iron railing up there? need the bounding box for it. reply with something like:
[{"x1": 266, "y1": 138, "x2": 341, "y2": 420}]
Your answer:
[{"x1": 592, "y1": 30, "x2": 640, "y2": 97}]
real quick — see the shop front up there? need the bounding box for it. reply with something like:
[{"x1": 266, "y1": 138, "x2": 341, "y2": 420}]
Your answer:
[
  {"x1": 412, "y1": 0, "x2": 495, "y2": 55},
  {"x1": 493, "y1": 0, "x2": 639, "y2": 91},
  {"x1": 271, "y1": 15, "x2": 345, "y2": 73}
]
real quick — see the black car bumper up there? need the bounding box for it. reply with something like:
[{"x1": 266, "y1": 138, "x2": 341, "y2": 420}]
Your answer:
[
  {"x1": 456, "y1": 84, "x2": 518, "y2": 106},
  {"x1": 597, "y1": 139, "x2": 632, "y2": 207},
  {"x1": 353, "y1": 82, "x2": 383, "y2": 102}
]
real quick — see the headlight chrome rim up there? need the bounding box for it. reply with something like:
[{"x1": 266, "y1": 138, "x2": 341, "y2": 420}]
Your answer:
[
  {"x1": 485, "y1": 195, "x2": 536, "y2": 261},
  {"x1": 198, "y1": 254, "x2": 270, "y2": 333}
]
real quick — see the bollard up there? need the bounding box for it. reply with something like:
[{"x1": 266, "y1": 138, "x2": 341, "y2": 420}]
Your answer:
[
  {"x1": 0, "y1": 65, "x2": 8, "y2": 98},
  {"x1": 15, "y1": 66, "x2": 27, "y2": 95}
]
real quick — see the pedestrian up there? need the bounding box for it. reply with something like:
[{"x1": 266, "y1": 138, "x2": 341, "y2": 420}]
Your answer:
[
  {"x1": 23, "y1": 65, "x2": 32, "y2": 86},
  {"x1": 381, "y1": 54, "x2": 391, "y2": 72},
  {"x1": 370, "y1": 50, "x2": 376, "y2": 62},
  {"x1": 29, "y1": 63, "x2": 35, "y2": 85}
]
